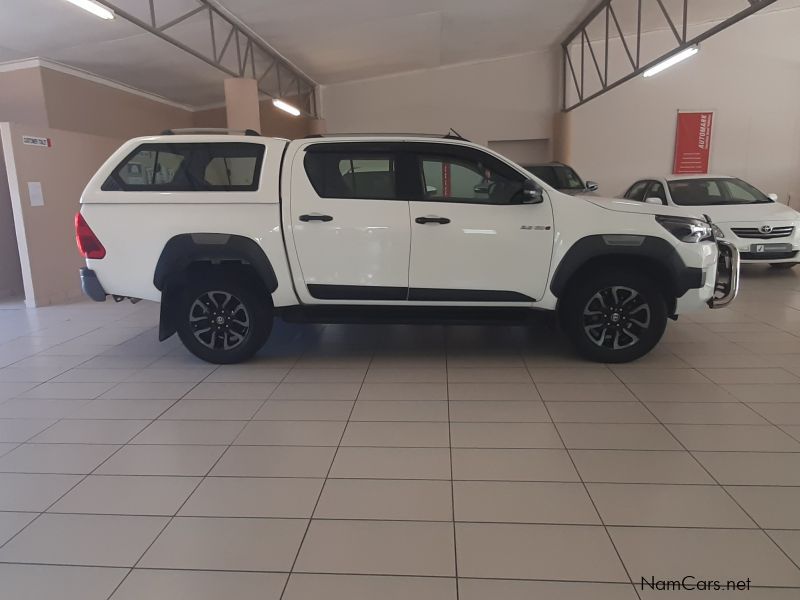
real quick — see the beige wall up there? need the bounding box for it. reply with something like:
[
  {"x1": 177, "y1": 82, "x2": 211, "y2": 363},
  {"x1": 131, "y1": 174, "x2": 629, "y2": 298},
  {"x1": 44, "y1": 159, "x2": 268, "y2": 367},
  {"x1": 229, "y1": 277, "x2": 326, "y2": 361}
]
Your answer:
[
  {"x1": 0, "y1": 68, "x2": 49, "y2": 129},
  {"x1": 0, "y1": 65, "x2": 193, "y2": 139},
  {"x1": 1, "y1": 122, "x2": 122, "y2": 306},
  {"x1": 193, "y1": 98, "x2": 312, "y2": 139},
  {"x1": 321, "y1": 50, "x2": 560, "y2": 148},
  {"x1": 40, "y1": 67, "x2": 193, "y2": 139},
  {"x1": 2, "y1": 64, "x2": 313, "y2": 142},
  {"x1": 569, "y1": 9, "x2": 800, "y2": 205},
  {"x1": 0, "y1": 142, "x2": 24, "y2": 298}
]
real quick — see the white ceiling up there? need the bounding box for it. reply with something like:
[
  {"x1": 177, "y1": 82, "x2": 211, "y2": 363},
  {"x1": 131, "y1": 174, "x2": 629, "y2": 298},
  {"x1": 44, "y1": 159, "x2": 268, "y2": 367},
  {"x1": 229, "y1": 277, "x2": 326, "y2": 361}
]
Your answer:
[{"x1": 0, "y1": 0, "x2": 796, "y2": 107}]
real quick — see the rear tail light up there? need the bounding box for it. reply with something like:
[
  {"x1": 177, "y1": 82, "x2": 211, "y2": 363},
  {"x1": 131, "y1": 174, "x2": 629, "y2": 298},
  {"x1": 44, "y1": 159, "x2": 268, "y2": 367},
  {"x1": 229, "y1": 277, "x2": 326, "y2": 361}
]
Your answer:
[{"x1": 75, "y1": 212, "x2": 106, "y2": 259}]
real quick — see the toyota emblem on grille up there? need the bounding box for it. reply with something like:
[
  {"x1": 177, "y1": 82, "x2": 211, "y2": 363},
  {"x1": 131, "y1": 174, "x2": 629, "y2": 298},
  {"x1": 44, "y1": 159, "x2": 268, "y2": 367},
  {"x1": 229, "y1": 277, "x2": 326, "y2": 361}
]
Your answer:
[{"x1": 760, "y1": 225, "x2": 773, "y2": 234}]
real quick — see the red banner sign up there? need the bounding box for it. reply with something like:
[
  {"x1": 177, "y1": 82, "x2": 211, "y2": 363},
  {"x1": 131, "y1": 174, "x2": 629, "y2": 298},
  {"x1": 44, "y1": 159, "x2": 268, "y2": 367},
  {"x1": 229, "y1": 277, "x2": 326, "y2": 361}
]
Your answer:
[{"x1": 673, "y1": 111, "x2": 714, "y2": 174}]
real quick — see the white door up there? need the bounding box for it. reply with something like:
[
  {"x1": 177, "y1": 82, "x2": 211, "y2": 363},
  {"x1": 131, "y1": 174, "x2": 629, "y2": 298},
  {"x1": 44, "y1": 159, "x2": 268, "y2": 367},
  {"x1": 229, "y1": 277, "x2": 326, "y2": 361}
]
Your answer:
[
  {"x1": 289, "y1": 146, "x2": 411, "y2": 303},
  {"x1": 408, "y1": 148, "x2": 554, "y2": 303}
]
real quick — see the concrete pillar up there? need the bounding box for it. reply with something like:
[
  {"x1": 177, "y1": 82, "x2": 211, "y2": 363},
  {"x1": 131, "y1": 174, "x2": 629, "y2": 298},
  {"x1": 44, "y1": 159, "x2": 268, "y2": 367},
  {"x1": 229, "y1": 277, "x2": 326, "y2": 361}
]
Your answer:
[
  {"x1": 224, "y1": 78, "x2": 260, "y2": 132},
  {"x1": 552, "y1": 110, "x2": 573, "y2": 164},
  {"x1": 308, "y1": 119, "x2": 327, "y2": 135}
]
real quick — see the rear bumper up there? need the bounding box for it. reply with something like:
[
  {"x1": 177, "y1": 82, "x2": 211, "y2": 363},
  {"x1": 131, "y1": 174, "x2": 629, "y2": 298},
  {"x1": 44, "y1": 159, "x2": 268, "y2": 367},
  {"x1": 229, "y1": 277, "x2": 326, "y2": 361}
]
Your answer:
[{"x1": 80, "y1": 268, "x2": 107, "y2": 302}]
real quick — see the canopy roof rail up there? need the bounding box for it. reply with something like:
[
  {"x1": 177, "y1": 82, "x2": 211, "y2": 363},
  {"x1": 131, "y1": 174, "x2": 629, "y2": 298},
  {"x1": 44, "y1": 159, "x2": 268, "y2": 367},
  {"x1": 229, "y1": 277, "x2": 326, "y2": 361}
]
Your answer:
[
  {"x1": 160, "y1": 128, "x2": 261, "y2": 136},
  {"x1": 304, "y1": 131, "x2": 471, "y2": 141}
]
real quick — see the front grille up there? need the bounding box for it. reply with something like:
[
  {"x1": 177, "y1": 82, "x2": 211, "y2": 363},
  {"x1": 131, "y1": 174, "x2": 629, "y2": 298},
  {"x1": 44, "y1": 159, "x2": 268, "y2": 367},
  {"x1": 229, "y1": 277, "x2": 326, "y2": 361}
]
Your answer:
[
  {"x1": 740, "y1": 251, "x2": 798, "y2": 260},
  {"x1": 731, "y1": 226, "x2": 794, "y2": 239}
]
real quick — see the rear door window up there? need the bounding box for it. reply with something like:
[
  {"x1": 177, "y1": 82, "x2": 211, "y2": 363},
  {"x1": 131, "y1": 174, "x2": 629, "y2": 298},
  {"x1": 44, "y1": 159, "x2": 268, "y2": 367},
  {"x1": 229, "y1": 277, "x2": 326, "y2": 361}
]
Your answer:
[
  {"x1": 304, "y1": 152, "x2": 399, "y2": 199},
  {"x1": 103, "y1": 142, "x2": 265, "y2": 192}
]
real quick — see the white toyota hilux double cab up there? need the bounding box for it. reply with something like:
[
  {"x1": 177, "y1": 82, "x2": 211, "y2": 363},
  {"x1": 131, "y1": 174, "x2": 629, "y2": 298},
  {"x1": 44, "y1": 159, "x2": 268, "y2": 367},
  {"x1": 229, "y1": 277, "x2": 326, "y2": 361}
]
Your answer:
[{"x1": 76, "y1": 130, "x2": 739, "y2": 364}]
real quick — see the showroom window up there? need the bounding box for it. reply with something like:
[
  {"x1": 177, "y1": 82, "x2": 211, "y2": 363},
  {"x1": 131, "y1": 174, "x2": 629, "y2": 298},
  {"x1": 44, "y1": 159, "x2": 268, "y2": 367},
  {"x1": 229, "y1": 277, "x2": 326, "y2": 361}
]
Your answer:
[
  {"x1": 304, "y1": 153, "x2": 398, "y2": 199},
  {"x1": 418, "y1": 155, "x2": 524, "y2": 205},
  {"x1": 103, "y1": 142, "x2": 265, "y2": 192}
]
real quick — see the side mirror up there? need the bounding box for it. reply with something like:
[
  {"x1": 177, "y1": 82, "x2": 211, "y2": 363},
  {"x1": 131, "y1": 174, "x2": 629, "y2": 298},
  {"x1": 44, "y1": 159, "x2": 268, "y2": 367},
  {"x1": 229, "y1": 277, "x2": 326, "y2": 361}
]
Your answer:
[
  {"x1": 585, "y1": 181, "x2": 599, "y2": 192},
  {"x1": 521, "y1": 180, "x2": 544, "y2": 204},
  {"x1": 767, "y1": 193, "x2": 779, "y2": 201},
  {"x1": 645, "y1": 197, "x2": 664, "y2": 205},
  {"x1": 473, "y1": 183, "x2": 491, "y2": 195},
  {"x1": 425, "y1": 185, "x2": 438, "y2": 196}
]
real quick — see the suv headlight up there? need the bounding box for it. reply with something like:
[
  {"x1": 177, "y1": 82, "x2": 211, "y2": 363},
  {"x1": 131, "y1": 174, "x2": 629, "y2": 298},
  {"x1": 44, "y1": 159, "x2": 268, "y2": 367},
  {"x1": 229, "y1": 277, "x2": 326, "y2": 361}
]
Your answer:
[
  {"x1": 711, "y1": 223, "x2": 725, "y2": 239},
  {"x1": 655, "y1": 215, "x2": 713, "y2": 243}
]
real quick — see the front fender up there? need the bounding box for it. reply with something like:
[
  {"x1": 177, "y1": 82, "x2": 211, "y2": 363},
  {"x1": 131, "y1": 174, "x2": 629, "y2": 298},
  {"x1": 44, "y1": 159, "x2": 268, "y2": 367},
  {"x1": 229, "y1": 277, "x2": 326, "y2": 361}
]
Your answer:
[{"x1": 550, "y1": 234, "x2": 703, "y2": 298}]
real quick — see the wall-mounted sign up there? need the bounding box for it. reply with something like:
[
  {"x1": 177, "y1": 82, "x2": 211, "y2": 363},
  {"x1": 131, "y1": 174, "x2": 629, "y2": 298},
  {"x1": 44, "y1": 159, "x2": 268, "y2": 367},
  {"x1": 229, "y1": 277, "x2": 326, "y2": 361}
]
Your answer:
[
  {"x1": 673, "y1": 111, "x2": 713, "y2": 174},
  {"x1": 28, "y1": 182, "x2": 44, "y2": 207},
  {"x1": 22, "y1": 135, "x2": 51, "y2": 148}
]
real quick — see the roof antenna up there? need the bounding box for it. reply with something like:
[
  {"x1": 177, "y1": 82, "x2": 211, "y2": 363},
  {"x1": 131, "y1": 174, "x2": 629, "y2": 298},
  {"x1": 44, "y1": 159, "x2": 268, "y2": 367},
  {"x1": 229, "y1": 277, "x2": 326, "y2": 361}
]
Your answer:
[{"x1": 446, "y1": 128, "x2": 468, "y2": 141}]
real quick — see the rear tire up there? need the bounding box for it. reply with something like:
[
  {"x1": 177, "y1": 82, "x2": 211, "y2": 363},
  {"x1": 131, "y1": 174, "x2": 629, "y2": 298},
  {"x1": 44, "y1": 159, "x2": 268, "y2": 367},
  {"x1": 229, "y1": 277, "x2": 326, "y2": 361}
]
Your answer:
[
  {"x1": 769, "y1": 262, "x2": 798, "y2": 270},
  {"x1": 561, "y1": 268, "x2": 668, "y2": 363},
  {"x1": 175, "y1": 273, "x2": 272, "y2": 364}
]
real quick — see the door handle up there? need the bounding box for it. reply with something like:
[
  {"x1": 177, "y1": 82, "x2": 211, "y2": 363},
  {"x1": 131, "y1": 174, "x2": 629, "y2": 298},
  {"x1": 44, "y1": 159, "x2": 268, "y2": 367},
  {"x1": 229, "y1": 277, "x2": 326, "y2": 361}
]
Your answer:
[
  {"x1": 299, "y1": 213, "x2": 333, "y2": 222},
  {"x1": 415, "y1": 216, "x2": 451, "y2": 225}
]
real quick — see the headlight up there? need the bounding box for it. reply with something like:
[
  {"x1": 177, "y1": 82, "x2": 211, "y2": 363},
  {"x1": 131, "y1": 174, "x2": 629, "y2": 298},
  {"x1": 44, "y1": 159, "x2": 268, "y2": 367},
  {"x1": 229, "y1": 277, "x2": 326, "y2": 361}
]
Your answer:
[
  {"x1": 655, "y1": 215, "x2": 713, "y2": 243},
  {"x1": 711, "y1": 224, "x2": 725, "y2": 239}
]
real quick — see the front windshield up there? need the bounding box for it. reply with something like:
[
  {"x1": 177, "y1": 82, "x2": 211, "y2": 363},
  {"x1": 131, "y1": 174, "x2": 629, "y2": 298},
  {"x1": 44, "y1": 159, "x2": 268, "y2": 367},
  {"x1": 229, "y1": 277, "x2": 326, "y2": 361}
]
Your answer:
[
  {"x1": 527, "y1": 165, "x2": 585, "y2": 190},
  {"x1": 668, "y1": 178, "x2": 772, "y2": 206}
]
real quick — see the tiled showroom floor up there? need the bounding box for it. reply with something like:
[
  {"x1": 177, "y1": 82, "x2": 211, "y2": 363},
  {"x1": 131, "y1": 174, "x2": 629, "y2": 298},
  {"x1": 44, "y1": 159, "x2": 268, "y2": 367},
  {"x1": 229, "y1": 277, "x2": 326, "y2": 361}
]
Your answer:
[{"x1": 1, "y1": 266, "x2": 800, "y2": 599}]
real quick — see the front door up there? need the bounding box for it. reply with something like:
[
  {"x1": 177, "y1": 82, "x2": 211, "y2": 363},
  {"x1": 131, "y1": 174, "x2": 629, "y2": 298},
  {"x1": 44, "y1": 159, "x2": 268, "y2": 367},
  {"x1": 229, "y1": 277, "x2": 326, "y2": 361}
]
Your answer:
[
  {"x1": 289, "y1": 144, "x2": 411, "y2": 303},
  {"x1": 408, "y1": 146, "x2": 554, "y2": 303}
]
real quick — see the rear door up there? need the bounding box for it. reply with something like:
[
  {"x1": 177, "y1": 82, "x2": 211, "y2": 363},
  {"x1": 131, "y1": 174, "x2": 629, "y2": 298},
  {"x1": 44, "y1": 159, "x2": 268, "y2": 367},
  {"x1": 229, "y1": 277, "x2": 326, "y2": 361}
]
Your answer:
[{"x1": 287, "y1": 142, "x2": 412, "y2": 303}]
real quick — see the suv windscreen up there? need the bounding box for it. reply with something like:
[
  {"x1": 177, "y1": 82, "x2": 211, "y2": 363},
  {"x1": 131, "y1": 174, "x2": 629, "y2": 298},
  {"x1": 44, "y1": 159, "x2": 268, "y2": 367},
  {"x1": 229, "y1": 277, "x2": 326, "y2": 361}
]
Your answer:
[
  {"x1": 103, "y1": 142, "x2": 265, "y2": 192},
  {"x1": 526, "y1": 164, "x2": 585, "y2": 191},
  {"x1": 668, "y1": 178, "x2": 772, "y2": 206}
]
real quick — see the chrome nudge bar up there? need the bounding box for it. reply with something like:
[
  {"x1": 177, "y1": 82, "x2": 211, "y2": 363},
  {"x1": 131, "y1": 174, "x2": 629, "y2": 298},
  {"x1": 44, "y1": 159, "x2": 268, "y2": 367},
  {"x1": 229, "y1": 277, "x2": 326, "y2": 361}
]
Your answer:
[{"x1": 708, "y1": 240, "x2": 740, "y2": 309}]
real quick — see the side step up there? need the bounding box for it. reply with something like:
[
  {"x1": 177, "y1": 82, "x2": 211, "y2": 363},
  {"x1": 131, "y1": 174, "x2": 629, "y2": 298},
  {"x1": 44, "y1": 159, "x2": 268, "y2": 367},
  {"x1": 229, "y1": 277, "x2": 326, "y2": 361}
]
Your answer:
[{"x1": 277, "y1": 305, "x2": 552, "y2": 326}]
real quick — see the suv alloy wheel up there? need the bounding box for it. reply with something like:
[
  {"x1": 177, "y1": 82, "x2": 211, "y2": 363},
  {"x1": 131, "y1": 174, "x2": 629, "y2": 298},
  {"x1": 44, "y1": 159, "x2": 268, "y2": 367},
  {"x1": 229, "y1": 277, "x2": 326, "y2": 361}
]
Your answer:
[
  {"x1": 562, "y1": 269, "x2": 668, "y2": 363},
  {"x1": 175, "y1": 273, "x2": 272, "y2": 364}
]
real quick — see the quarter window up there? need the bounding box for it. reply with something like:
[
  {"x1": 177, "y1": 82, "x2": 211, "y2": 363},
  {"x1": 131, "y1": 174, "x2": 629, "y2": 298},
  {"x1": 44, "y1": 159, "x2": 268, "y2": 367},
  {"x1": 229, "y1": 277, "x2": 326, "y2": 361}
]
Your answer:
[
  {"x1": 117, "y1": 149, "x2": 184, "y2": 186},
  {"x1": 204, "y1": 156, "x2": 259, "y2": 187},
  {"x1": 103, "y1": 142, "x2": 265, "y2": 192}
]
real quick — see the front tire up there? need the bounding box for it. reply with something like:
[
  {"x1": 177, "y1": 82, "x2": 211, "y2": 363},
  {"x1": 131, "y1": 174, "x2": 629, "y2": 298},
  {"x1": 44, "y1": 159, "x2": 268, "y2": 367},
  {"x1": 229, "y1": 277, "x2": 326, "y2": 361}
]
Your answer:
[
  {"x1": 561, "y1": 269, "x2": 668, "y2": 363},
  {"x1": 769, "y1": 262, "x2": 798, "y2": 270},
  {"x1": 175, "y1": 273, "x2": 272, "y2": 364}
]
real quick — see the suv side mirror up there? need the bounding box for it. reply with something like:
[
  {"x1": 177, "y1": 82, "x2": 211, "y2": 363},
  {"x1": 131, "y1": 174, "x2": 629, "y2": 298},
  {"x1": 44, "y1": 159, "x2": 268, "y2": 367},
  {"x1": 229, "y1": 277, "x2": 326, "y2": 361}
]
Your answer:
[
  {"x1": 767, "y1": 193, "x2": 779, "y2": 201},
  {"x1": 645, "y1": 197, "x2": 664, "y2": 205},
  {"x1": 585, "y1": 181, "x2": 599, "y2": 192},
  {"x1": 521, "y1": 180, "x2": 544, "y2": 204}
]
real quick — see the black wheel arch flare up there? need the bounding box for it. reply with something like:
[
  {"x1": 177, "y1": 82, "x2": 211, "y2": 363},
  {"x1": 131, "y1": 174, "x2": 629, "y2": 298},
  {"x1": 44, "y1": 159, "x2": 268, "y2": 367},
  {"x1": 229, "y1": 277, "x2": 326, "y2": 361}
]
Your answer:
[
  {"x1": 549, "y1": 234, "x2": 704, "y2": 301},
  {"x1": 153, "y1": 233, "x2": 278, "y2": 340}
]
